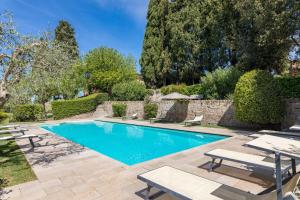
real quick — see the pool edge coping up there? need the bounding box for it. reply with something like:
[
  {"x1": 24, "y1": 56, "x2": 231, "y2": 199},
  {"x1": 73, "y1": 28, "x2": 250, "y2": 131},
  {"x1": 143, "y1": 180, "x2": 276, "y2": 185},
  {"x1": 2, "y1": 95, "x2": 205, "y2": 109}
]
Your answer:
[{"x1": 38, "y1": 120, "x2": 237, "y2": 166}]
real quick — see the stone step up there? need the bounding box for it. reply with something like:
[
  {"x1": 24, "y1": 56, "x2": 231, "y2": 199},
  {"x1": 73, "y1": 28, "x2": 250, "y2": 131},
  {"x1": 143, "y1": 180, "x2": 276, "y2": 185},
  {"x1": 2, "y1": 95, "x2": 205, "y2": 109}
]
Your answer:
[{"x1": 92, "y1": 105, "x2": 107, "y2": 118}]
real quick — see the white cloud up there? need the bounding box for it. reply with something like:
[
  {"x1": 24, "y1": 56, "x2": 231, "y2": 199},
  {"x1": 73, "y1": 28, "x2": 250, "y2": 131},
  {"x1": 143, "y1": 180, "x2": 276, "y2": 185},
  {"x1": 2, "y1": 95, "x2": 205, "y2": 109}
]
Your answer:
[{"x1": 94, "y1": 0, "x2": 148, "y2": 24}]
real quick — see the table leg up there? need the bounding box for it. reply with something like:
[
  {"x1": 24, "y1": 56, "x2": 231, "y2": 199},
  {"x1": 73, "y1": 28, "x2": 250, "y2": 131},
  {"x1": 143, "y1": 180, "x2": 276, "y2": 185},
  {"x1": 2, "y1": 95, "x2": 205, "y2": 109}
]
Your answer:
[
  {"x1": 145, "y1": 185, "x2": 152, "y2": 200},
  {"x1": 291, "y1": 158, "x2": 296, "y2": 175},
  {"x1": 275, "y1": 152, "x2": 283, "y2": 200}
]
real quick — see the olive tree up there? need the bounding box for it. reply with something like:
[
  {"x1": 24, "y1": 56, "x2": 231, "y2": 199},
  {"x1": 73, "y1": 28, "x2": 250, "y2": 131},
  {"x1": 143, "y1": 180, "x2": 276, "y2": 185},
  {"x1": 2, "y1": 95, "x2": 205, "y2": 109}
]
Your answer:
[
  {"x1": 0, "y1": 12, "x2": 40, "y2": 107},
  {"x1": 8, "y1": 37, "x2": 80, "y2": 111}
]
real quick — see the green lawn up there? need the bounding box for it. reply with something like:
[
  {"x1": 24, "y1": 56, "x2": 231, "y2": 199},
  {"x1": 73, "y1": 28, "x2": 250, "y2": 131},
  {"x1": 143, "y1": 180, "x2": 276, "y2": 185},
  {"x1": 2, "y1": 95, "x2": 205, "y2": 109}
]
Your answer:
[{"x1": 0, "y1": 134, "x2": 36, "y2": 188}]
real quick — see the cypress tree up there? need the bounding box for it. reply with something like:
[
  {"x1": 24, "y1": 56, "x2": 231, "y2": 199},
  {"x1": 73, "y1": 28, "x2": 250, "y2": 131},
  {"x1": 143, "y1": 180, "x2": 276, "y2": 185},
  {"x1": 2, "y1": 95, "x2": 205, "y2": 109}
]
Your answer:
[
  {"x1": 140, "y1": 0, "x2": 170, "y2": 88},
  {"x1": 141, "y1": 0, "x2": 300, "y2": 87},
  {"x1": 222, "y1": 0, "x2": 300, "y2": 73},
  {"x1": 167, "y1": 0, "x2": 227, "y2": 84},
  {"x1": 55, "y1": 20, "x2": 79, "y2": 58}
]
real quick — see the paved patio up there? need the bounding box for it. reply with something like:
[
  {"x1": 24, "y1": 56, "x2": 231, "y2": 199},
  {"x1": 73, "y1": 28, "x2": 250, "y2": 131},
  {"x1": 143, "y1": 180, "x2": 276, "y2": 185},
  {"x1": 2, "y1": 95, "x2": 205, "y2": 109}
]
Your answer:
[{"x1": 1, "y1": 118, "x2": 292, "y2": 200}]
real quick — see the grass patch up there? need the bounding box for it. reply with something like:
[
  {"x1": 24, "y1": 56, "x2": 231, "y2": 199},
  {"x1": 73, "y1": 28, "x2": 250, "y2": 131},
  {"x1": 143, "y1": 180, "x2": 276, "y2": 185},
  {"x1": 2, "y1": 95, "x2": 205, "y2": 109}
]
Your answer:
[{"x1": 0, "y1": 134, "x2": 36, "y2": 188}]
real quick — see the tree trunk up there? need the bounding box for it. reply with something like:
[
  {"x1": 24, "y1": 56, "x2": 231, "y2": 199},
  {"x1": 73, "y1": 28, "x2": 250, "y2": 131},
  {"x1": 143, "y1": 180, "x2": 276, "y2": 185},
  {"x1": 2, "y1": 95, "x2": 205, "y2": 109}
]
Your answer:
[
  {"x1": 176, "y1": 66, "x2": 180, "y2": 84},
  {"x1": 231, "y1": 49, "x2": 238, "y2": 66},
  {"x1": 0, "y1": 81, "x2": 8, "y2": 108},
  {"x1": 42, "y1": 102, "x2": 47, "y2": 119}
]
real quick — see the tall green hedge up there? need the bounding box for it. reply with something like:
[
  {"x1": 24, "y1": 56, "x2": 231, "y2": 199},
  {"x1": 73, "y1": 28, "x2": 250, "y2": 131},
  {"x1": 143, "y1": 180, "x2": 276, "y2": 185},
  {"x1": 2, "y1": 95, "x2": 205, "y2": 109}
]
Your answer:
[
  {"x1": 13, "y1": 104, "x2": 44, "y2": 122},
  {"x1": 276, "y1": 76, "x2": 300, "y2": 98},
  {"x1": 234, "y1": 70, "x2": 282, "y2": 124},
  {"x1": 52, "y1": 93, "x2": 106, "y2": 120}
]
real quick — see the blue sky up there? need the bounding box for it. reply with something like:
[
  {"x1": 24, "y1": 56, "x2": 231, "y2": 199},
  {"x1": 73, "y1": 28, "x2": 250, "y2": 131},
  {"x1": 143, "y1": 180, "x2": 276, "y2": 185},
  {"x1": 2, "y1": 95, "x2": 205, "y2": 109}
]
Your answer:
[{"x1": 0, "y1": 0, "x2": 149, "y2": 71}]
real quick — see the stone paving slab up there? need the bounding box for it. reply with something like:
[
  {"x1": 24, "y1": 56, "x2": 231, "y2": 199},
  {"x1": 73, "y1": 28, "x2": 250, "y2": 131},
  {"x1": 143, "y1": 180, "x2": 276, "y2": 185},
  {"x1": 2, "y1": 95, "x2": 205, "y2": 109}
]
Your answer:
[{"x1": 1, "y1": 118, "x2": 293, "y2": 200}]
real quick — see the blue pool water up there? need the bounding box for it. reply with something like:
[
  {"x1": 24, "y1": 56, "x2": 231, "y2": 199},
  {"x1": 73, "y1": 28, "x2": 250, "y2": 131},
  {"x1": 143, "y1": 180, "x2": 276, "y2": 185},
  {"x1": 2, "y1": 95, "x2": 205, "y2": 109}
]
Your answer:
[{"x1": 41, "y1": 121, "x2": 227, "y2": 165}]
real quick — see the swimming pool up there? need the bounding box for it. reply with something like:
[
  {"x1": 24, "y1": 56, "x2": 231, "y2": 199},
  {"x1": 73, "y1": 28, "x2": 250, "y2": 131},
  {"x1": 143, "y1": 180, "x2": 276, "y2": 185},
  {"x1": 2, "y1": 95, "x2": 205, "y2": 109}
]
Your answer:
[{"x1": 41, "y1": 121, "x2": 227, "y2": 165}]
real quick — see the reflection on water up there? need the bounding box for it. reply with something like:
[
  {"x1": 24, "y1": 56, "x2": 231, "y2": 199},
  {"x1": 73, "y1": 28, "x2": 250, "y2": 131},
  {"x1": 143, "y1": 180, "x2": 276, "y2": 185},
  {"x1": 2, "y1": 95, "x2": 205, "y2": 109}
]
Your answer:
[
  {"x1": 126, "y1": 125, "x2": 144, "y2": 139},
  {"x1": 102, "y1": 122, "x2": 113, "y2": 134}
]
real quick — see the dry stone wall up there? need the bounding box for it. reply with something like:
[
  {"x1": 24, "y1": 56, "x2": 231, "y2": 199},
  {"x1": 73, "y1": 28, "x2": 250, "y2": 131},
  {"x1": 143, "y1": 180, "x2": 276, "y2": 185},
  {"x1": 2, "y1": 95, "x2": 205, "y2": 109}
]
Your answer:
[
  {"x1": 157, "y1": 100, "x2": 252, "y2": 127},
  {"x1": 87, "y1": 99, "x2": 300, "y2": 129},
  {"x1": 282, "y1": 99, "x2": 300, "y2": 129},
  {"x1": 103, "y1": 101, "x2": 144, "y2": 119},
  {"x1": 101, "y1": 100, "x2": 252, "y2": 128}
]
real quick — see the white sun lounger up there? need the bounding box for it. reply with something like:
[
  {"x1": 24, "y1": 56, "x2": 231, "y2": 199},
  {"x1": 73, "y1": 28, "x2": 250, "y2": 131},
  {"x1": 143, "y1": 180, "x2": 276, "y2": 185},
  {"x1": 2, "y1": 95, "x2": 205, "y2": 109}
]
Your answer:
[
  {"x1": 131, "y1": 113, "x2": 138, "y2": 119},
  {"x1": 249, "y1": 133, "x2": 298, "y2": 139},
  {"x1": 259, "y1": 130, "x2": 300, "y2": 137},
  {"x1": 149, "y1": 117, "x2": 164, "y2": 123},
  {"x1": 123, "y1": 113, "x2": 138, "y2": 120},
  {"x1": 246, "y1": 135, "x2": 300, "y2": 160},
  {"x1": 0, "y1": 125, "x2": 20, "y2": 129},
  {"x1": 137, "y1": 166, "x2": 300, "y2": 200},
  {"x1": 290, "y1": 125, "x2": 300, "y2": 132},
  {"x1": 249, "y1": 133, "x2": 263, "y2": 139},
  {"x1": 184, "y1": 115, "x2": 203, "y2": 126},
  {"x1": 205, "y1": 149, "x2": 292, "y2": 175},
  {"x1": 246, "y1": 135, "x2": 300, "y2": 176},
  {"x1": 0, "y1": 134, "x2": 38, "y2": 147},
  {"x1": 0, "y1": 128, "x2": 28, "y2": 135}
]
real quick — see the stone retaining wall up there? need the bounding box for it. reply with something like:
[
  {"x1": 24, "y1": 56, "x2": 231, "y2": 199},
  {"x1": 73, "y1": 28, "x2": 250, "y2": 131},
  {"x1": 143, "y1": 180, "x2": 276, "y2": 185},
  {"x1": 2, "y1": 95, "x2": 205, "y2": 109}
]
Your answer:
[
  {"x1": 99, "y1": 99, "x2": 300, "y2": 129},
  {"x1": 157, "y1": 100, "x2": 253, "y2": 128},
  {"x1": 101, "y1": 100, "x2": 253, "y2": 128},
  {"x1": 282, "y1": 99, "x2": 300, "y2": 129},
  {"x1": 103, "y1": 101, "x2": 144, "y2": 119}
]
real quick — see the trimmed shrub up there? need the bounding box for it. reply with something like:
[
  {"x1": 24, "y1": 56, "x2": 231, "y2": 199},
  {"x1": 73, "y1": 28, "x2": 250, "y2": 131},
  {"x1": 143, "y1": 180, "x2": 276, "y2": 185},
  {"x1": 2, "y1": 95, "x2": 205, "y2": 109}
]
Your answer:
[
  {"x1": 46, "y1": 113, "x2": 53, "y2": 119},
  {"x1": 13, "y1": 104, "x2": 44, "y2": 122},
  {"x1": 186, "y1": 84, "x2": 203, "y2": 96},
  {"x1": 144, "y1": 103, "x2": 158, "y2": 119},
  {"x1": 160, "y1": 84, "x2": 188, "y2": 95},
  {"x1": 276, "y1": 76, "x2": 300, "y2": 98},
  {"x1": 112, "y1": 81, "x2": 148, "y2": 101},
  {"x1": 52, "y1": 93, "x2": 101, "y2": 120},
  {"x1": 95, "y1": 93, "x2": 109, "y2": 104},
  {"x1": 234, "y1": 70, "x2": 282, "y2": 124},
  {"x1": 201, "y1": 67, "x2": 242, "y2": 99},
  {"x1": 160, "y1": 67, "x2": 241, "y2": 99},
  {"x1": 0, "y1": 111, "x2": 9, "y2": 122},
  {"x1": 112, "y1": 103, "x2": 127, "y2": 117}
]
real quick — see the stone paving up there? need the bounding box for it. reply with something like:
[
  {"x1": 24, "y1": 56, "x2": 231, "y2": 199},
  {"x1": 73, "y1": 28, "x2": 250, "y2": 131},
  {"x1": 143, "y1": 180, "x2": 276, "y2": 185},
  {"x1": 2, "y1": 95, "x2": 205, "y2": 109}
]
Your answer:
[{"x1": 1, "y1": 118, "x2": 293, "y2": 200}]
